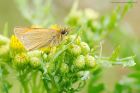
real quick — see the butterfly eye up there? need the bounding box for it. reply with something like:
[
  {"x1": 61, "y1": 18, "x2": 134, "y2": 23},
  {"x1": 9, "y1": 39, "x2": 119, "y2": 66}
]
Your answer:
[{"x1": 61, "y1": 30, "x2": 68, "y2": 35}]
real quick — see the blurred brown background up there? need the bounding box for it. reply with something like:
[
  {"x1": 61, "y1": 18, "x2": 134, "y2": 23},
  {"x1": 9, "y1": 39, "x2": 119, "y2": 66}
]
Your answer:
[
  {"x1": 0, "y1": 0, "x2": 140, "y2": 35},
  {"x1": 0, "y1": 0, "x2": 139, "y2": 93}
]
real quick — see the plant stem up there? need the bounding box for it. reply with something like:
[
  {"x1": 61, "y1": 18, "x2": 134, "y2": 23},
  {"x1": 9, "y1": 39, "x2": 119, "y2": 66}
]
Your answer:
[
  {"x1": 31, "y1": 72, "x2": 41, "y2": 93},
  {"x1": 22, "y1": 82, "x2": 29, "y2": 93},
  {"x1": 18, "y1": 70, "x2": 29, "y2": 93},
  {"x1": 47, "y1": 85, "x2": 59, "y2": 93},
  {"x1": 42, "y1": 74, "x2": 59, "y2": 93}
]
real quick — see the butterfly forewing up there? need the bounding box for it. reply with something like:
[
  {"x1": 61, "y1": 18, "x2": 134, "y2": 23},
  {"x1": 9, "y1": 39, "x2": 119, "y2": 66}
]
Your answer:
[
  {"x1": 14, "y1": 27, "x2": 59, "y2": 51},
  {"x1": 14, "y1": 27, "x2": 28, "y2": 40}
]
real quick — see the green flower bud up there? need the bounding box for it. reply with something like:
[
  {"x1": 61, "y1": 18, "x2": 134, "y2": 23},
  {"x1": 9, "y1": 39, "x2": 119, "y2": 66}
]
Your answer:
[
  {"x1": 66, "y1": 35, "x2": 81, "y2": 44},
  {"x1": 27, "y1": 50, "x2": 42, "y2": 58},
  {"x1": 84, "y1": 8, "x2": 98, "y2": 20},
  {"x1": 0, "y1": 35, "x2": 9, "y2": 46},
  {"x1": 14, "y1": 53, "x2": 28, "y2": 68},
  {"x1": 92, "y1": 21, "x2": 101, "y2": 31},
  {"x1": 46, "y1": 63, "x2": 54, "y2": 74},
  {"x1": 29, "y1": 57, "x2": 41, "y2": 68},
  {"x1": 66, "y1": 35, "x2": 76, "y2": 42},
  {"x1": 74, "y1": 55, "x2": 85, "y2": 69},
  {"x1": 47, "y1": 47, "x2": 57, "y2": 58},
  {"x1": 77, "y1": 71, "x2": 84, "y2": 77},
  {"x1": 75, "y1": 36, "x2": 81, "y2": 45},
  {"x1": 77, "y1": 71, "x2": 90, "y2": 80},
  {"x1": 85, "y1": 55, "x2": 96, "y2": 68},
  {"x1": 80, "y1": 42, "x2": 90, "y2": 54},
  {"x1": 60, "y1": 63, "x2": 69, "y2": 74},
  {"x1": 66, "y1": 11, "x2": 82, "y2": 26},
  {"x1": 49, "y1": 47, "x2": 57, "y2": 55},
  {"x1": 0, "y1": 44, "x2": 9, "y2": 56},
  {"x1": 70, "y1": 44, "x2": 81, "y2": 56},
  {"x1": 43, "y1": 53, "x2": 48, "y2": 61}
]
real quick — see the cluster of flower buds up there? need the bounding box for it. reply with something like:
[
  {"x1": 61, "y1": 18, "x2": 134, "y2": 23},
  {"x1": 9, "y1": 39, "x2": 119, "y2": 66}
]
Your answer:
[
  {"x1": 0, "y1": 30, "x2": 95, "y2": 85},
  {"x1": 9, "y1": 36, "x2": 42, "y2": 69},
  {"x1": 35, "y1": 35, "x2": 96, "y2": 81},
  {"x1": 35, "y1": 34, "x2": 97, "y2": 92},
  {"x1": 65, "y1": 2, "x2": 99, "y2": 27},
  {"x1": 5, "y1": 31, "x2": 96, "y2": 92},
  {"x1": 67, "y1": 35, "x2": 96, "y2": 71},
  {"x1": 65, "y1": 2, "x2": 100, "y2": 46}
]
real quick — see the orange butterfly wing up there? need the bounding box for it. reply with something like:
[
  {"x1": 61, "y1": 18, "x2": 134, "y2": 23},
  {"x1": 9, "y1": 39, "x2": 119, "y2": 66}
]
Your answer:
[{"x1": 14, "y1": 27, "x2": 59, "y2": 51}]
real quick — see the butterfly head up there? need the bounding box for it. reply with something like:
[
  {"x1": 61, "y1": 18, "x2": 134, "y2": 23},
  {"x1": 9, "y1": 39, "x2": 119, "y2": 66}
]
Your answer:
[{"x1": 50, "y1": 24, "x2": 70, "y2": 35}]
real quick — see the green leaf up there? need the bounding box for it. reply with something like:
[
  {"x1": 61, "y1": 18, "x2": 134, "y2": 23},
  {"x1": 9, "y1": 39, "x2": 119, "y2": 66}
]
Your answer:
[
  {"x1": 2, "y1": 82, "x2": 12, "y2": 93},
  {"x1": 97, "y1": 56, "x2": 136, "y2": 67},
  {"x1": 88, "y1": 68, "x2": 104, "y2": 93},
  {"x1": 88, "y1": 83, "x2": 105, "y2": 93},
  {"x1": 114, "y1": 83, "x2": 132, "y2": 93},
  {"x1": 15, "y1": 0, "x2": 53, "y2": 26},
  {"x1": 128, "y1": 72, "x2": 140, "y2": 79},
  {"x1": 114, "y1": 56, "x2": 136, "y2": 67},
  {"x1": 121, "y1": 0, "x2": 133, "y2": 17},
  {"x1": 70, "y1": 0, "x2": 79, "y2": 13},
  {"x1": 110, "y1": 46, "x2": 120, "y2": 61}
]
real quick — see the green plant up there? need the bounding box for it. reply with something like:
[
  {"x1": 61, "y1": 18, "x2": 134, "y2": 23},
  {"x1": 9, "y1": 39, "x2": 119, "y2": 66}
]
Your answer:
[{"x1": 0, "y1": 0, "x2": 137, "y2": 93}]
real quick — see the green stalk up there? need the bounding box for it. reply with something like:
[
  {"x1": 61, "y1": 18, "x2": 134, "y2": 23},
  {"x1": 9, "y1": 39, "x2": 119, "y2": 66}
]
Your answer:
[
  {"x1": 48, "y1": 75, "x2": 59, "y2": 93},
  {"x1": 42, "y1": 74, "x2": 59, "y2": 93},
  {"x1": 18, "y1": 70, "x2": 30, "y2": 93},
  {"x1": 31, "y1": 72, "x2": 42, "y2": 93},
  {"x1": 19, "y1": 74, "x2": 29, "y2": 93},
  {"x1": 21, "y1": 82, "x2": 29, "y2": 93}
]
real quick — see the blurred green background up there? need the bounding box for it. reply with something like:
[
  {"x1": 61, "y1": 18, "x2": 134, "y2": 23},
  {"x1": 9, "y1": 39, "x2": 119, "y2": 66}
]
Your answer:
[{"x1": 0, "y1": 0, "x2": 140, "y2": 93}]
